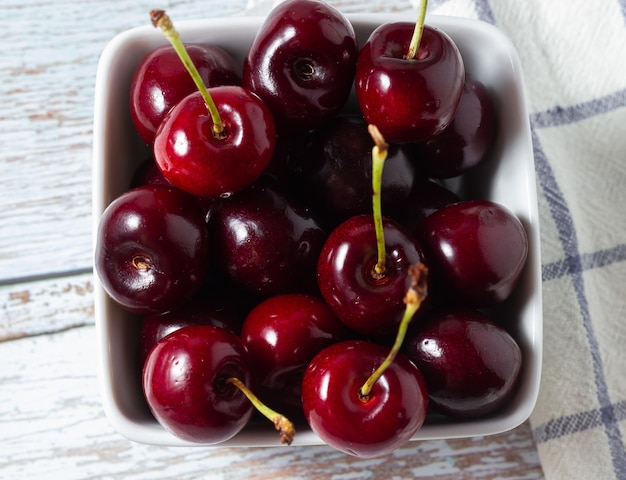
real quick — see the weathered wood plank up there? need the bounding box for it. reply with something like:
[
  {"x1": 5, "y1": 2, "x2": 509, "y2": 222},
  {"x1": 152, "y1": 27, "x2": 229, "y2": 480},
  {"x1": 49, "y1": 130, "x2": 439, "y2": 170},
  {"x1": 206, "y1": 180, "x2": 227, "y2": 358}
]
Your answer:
[
  {"x1": 0, "y1": 325, "x2": 543, "y2": 480},
  {"x1": 0, "y1": 272, "x2": 94, "y2": 341}
]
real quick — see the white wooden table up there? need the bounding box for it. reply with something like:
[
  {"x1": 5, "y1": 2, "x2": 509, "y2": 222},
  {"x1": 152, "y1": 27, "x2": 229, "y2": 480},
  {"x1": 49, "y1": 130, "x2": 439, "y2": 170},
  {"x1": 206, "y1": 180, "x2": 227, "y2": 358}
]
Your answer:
[{"x1": 0, "y1": 1, "x2": 544, "y2": 478}]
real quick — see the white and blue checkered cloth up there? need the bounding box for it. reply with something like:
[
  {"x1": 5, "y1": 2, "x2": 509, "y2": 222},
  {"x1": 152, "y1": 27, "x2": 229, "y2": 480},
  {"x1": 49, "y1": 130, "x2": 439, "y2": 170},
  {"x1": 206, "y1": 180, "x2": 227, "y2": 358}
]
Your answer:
[
  {"x1": 244, "y1": 0, "x2": 626, "y2": 477},
  {"x1": 428, "y1": 3, "x2": 626, "y2": 478},
  {"x1": 435, "y1": 2, "x2": 626, "y2": 479}
]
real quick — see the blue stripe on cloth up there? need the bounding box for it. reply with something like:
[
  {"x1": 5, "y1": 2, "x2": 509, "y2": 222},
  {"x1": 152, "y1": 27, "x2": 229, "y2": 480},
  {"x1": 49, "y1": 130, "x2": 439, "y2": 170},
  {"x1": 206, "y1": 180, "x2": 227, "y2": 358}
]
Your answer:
[
  {"x1": 533, "y1": 127, "x2": 626, "y2": 475},
  {"x1": 542, "y1": 244, "x2": 626, "y2": 282},
  {"x1": 534, "y1": 401, "x2": 626, "y2": 443},
  {"x1": 531, "y1": 88, "x2": 626, "y2": 128}
]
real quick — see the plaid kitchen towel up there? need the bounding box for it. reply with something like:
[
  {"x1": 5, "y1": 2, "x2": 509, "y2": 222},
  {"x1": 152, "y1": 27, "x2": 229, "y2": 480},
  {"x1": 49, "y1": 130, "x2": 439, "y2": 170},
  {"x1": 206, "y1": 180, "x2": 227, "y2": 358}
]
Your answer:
[
  {"x1": 426, "y1": 2, "x2": 626, "y2": 478},
  {"x1": 425, "y1": 2, "x2": 626, "y2": 479},
  {"x1": 472, "y1": 1, "x2": 626, "y2": 479},
  {"x1": 243, "y1": 0, "x2": 626, "y2": 478}
]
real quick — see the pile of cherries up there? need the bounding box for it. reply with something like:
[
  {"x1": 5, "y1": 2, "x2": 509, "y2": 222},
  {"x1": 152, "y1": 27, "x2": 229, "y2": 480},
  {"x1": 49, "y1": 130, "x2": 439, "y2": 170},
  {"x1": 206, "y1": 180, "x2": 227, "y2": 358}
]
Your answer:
[{"x1": 95, "y1": 0, "x2": 529, "y2": 458}]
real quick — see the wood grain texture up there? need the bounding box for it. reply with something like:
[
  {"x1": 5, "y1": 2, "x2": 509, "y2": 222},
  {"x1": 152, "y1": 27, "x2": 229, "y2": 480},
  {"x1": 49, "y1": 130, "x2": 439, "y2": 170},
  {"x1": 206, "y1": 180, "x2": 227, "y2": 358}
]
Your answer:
[
  {"x1": 0, "y1": 0, "x2": 544, "y2": 478},
  {"x1": 0, "y1": 272, "x2": 93, "y2": 341}
]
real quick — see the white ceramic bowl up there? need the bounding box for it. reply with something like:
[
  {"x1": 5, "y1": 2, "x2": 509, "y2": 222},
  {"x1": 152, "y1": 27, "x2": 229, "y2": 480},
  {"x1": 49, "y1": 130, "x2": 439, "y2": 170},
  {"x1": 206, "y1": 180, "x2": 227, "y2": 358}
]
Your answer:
[{"x1": 93, "y1": 12, "x2": 542, "y2": 447}]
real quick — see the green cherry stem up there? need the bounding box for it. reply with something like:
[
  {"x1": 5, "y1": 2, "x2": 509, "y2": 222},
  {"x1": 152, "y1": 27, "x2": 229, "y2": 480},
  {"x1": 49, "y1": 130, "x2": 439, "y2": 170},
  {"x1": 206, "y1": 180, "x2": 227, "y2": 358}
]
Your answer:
[
  {"x1": 406, "y1": 0, "x2": 429, "y2": 60},
  {"x1": 368, "y1": 124, "x2": 389, "y2": 277},
  {"x1": 150, "y1": 9, "x2": 225, "y2": 138},
  {"x1": 226, "y1": 377, "x2": 295, "y2": 445},
  {"x1": 359, "y1": 263, "x2": 429, "y2": 399}
]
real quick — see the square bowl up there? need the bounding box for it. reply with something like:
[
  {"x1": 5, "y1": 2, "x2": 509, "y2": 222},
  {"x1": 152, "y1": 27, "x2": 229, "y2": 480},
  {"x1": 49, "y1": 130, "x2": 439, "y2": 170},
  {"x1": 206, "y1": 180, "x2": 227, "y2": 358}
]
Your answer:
[{"x1": 93, "y1": 12, "x2": 542, "y2": 447}]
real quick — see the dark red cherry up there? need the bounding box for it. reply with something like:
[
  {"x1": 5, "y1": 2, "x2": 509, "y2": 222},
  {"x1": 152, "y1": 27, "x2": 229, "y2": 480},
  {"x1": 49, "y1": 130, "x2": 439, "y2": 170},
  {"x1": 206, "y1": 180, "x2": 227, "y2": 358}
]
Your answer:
[
  {"x1": 287, "y1": 115, "x2": 418, "y2": 228},
  {"x1": 302, "y1": 340, "x2": 428, "y2": 458},
  {"x1": 403, "y1": 307, "x2": 522, "y2": 417},
  {"x1": 130, "y1": 43, "x2": 241, "y2": 145},
  {"x1": 418, "y1": 200, "x2": 528, "y2": 307},
  {"x1": 143, "y1": 325, "x2": 254, "y2": 443},
  {"x1": 208, "y1": 175, "x2": 327, "y2": 296},
  {"x1": 415, "y1": 74, "x2": 496, "y2": 178},
  {"x1": 355, "y1": 22, "x2": 464, "y2": 143},
  {"x1": 153, "y1": 86, "x2": 276, "y2": 198},
  {"x1": 317, "y1": 215, "x2": 425, "y2": 337},
  {"x1": 94, "y1": 185, "x2": 209, "y2": 315},
  {"x1": 243, "y1": 0, "x2": 358, "y2": 133},
  {"x1": 241, "y1": 294, "x2": 351, "y2": 420}
]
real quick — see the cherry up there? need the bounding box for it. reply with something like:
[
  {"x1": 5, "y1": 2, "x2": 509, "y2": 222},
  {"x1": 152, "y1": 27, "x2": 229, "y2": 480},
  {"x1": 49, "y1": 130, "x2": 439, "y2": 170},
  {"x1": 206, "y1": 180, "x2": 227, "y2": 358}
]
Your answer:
[
  {"x1": 287, "y1": 114, "x2": 418, "y2": 228},
  {"x1": 241, "y1": 293, "x2": 351, "y2": 420},
  {"x1": 301, "y1": 339, "x2": 428, "y2": 457},
  {"x1": 414, "y1": 74, "x2": 496, "y2": 178},
  {"x1": 355, "y1": 1, "x2": 464, "y2": 142},
  {"x1": 143, "y1": 325, "x2": 254, "y2": 443},
  {"x1": 130, "y1": 42, "x2": 241, "y2": 145},
  {"x1": 243, "y1": 0, "x2": 358, "y2": 133},
  {"x1": 151, "y1": 10, "x2": 276, "y2": 198},
  {"x1": 94, "y1": 185, "x2": 209, "y2": 315},
  {"x1": 403, "y1": 307, "x2": 522, "y2": 417},
  {"x1": 144, "y1": 325, "x2": 295, "y2": 444},
  {"x1": 303, "y1": 264, "x2": 430, "y2": 457},
  {"x1": 153, "y1": 87, "x2": 275, "y2": 198},
  {"x1": 418, "y1": 200, "x2": 528, "y2": 307},
  {"x1": 207, "y1": 174, "x2": 327, "y2": 296},
  {"x1": 317, "y1": 215, "x2": 425, "y2": 337}
]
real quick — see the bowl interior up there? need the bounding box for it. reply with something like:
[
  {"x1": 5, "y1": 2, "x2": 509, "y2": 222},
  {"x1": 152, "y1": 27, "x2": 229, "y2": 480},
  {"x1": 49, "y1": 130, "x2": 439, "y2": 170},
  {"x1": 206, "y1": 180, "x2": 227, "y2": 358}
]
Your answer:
[{"x1": 93, "y1": 13, "x2": 542, "y2": 447}]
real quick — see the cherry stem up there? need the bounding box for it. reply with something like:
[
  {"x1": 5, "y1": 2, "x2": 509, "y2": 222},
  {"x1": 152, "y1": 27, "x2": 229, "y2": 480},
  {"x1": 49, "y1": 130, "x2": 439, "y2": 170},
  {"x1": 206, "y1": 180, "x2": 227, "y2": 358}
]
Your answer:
[
  {"x1": 368, "y1": 125, "x2": 389, "y2": 277},
  {"x1": 406, "y1": 0, "x2": 429, "y2": 60},
  {"x1": 225, "y1": 377, "x2": 295, "y2": 445},
  {"x1": 359, "y1": 263, "x2": 428, "y2": 399},
  {"x1": 150, "y1": 9, "x2": 225, "y2": 138}
]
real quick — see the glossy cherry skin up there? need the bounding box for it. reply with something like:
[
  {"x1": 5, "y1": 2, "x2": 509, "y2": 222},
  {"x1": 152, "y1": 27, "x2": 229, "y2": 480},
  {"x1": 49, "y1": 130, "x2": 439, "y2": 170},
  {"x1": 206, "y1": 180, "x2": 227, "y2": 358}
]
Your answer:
[
  {"x1": 355, "y1": 22, "x2": 464, "y2": 143},
  {"x1": 418, "y1": 200, "x2": 528, "y2": 308},
  {"x1": 143, "y1": 325, "x2": 254, "y2": 443},
  {"x1": 94, "y1": 185, "x2": 209, "y2": 315},
  {"x1": 241, "y1": 293, "x2": 351, "y2": 420},
  {"x1": 153, "y1": 86, "x2": 276, "y2": 198},
  {"x1": 403, "y1": 307, "x2": 522, "y2": 418},
  {"x1": 139, "y1": 284, "x2": 253, "y2": 366},
  {"x1": 243, "y1": 0, "x2": 358, "y2": 133},
  {"x1": 302, "y1": 340, "x2": 429, "y2": 458},
  {"x1": 130, "y1": 43, "x2": 241, "y2": 145},
  {"x1": 415, "y1": 74, "x2": 496, "y2": 178},
  {"x1": 317, "y1": 215, "x2": 425, "y2": 337},
  {"x1": 208, "y1": 175, "x2": 327, "y2": 296},
  {"x1": 287, "y1": 114, "x2": 418, "y2": 228}
]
